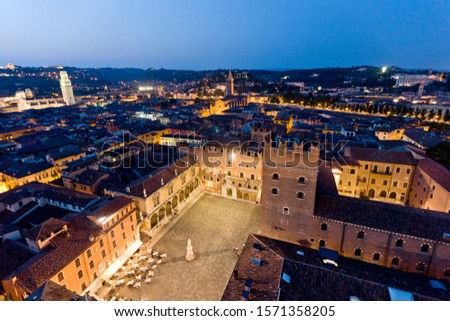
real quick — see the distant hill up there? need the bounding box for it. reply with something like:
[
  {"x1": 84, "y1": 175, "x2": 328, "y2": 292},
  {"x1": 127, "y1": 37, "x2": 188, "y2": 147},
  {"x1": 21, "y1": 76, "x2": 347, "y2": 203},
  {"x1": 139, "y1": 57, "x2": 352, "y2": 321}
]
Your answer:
[{"x1": 0, "y1": 65, "x2": 448, "y2": 97}]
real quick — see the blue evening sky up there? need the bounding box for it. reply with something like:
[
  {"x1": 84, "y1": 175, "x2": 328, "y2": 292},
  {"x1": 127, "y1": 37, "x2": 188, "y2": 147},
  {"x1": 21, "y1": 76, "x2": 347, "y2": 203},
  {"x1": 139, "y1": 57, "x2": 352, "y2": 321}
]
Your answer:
[{"x1": 0, "y1": 0, "x2": 449, "y2": 70}]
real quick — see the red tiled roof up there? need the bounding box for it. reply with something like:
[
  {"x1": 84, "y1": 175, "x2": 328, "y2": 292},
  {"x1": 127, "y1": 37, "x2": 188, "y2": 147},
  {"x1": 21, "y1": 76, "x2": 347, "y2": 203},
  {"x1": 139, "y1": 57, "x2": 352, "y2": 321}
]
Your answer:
[
  {"x1": 127, "y1": 156, "x2": 196, "y2": 197},
  {"x1": 417, "y1": 157, "x2": 450, "y2": 191},
  {"x1": 344, "y1": 147, "x2": 417, "y2": 165},
  {"x1": 221, "y1": 234, "x2": 283, "y2": 301},
  {"x1": 10, "y1": 214, "x2": 102, "y2": 293},
  {"x1": 314, "y1": 192, "x2": 450, "y2": 242},
  {"x1": 24, "y1": 218, "x2": 67, "y2": 242},
  {"x1": 84, "y1": 196, "x2": 133, "y2": 221}
]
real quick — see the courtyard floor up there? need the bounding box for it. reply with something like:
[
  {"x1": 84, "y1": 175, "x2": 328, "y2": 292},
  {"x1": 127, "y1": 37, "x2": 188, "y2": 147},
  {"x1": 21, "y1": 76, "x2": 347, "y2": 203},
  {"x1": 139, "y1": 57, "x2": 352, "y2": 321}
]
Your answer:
[{"x1": 110, "y1": 194, "x2": 260, "y2": 301}]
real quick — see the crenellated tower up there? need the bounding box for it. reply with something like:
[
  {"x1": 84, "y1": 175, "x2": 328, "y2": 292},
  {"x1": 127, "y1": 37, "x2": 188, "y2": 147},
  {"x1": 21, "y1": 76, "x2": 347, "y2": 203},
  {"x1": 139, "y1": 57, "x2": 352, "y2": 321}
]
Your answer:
[{"x1": 260, "y1": 137, "x2": 320, "y2": 244}]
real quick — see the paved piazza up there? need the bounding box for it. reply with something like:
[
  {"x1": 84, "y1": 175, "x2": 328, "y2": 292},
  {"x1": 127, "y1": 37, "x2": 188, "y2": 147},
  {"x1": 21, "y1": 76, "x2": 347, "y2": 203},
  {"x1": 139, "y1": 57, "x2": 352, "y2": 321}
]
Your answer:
[{"x1": 112, "y1": 194, "x2": 260, "y2": 301}]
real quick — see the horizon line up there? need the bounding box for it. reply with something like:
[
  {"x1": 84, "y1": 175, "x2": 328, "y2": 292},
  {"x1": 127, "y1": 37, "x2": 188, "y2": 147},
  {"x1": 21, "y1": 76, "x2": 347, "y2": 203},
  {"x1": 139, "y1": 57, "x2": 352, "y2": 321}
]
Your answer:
[{"x1": 2, "y1": 63, "x2": 449, "y2": 73}]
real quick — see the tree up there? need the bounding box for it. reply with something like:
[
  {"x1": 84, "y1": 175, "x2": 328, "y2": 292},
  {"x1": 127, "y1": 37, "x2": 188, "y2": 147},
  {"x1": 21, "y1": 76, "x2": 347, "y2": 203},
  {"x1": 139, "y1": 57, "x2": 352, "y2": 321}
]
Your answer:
[
  {"x1": 427, "y1": 142, "x2": 450, "y2": 167},
  {"x1": 444, "y1": 109, "x2": 450, "y2": 123},
  {"x1": 269, "y1": 96, "x2": 280, "y2": 104}
]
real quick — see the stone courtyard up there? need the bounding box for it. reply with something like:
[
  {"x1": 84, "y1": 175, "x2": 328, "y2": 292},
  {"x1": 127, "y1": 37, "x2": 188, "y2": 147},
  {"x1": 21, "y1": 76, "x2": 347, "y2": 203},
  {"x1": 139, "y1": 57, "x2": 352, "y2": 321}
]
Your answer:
[{"x1": 110, "y1": 194, "x2": 260, "y2": 301}]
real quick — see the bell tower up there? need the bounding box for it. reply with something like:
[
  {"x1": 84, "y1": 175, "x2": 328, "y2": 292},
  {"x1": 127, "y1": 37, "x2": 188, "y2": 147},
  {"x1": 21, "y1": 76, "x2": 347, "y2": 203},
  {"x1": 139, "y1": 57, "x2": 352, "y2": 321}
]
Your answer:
[{"x1": 226, "y1": 70, "x2": 234, "y2": 96}]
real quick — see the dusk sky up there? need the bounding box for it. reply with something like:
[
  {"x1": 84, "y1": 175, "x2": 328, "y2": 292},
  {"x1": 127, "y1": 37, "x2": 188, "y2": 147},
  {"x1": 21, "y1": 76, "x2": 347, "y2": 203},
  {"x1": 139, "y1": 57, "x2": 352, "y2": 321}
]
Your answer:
[{"x1": 1, "y1": 0, "x2": 449, "y2": 70}]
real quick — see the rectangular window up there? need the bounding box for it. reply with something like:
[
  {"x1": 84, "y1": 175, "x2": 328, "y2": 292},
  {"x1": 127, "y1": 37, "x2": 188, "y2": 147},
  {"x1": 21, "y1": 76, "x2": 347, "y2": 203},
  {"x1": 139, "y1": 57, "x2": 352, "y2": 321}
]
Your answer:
[
  {"x1": 99, "y1": 239, "x2": 104, "y2": 247},
  {"x1": 371, "y1": 179, "x2": 376, "y2": 184},
  {"x1": 89, "y1": 261, "x2": 94, "y2": 269},
  {"x1": 393, "y1": 181, "x2": 398, "y2": 187},
  {"x1": 120, "y1": 222, "x2": 124, "y2": 230},
  {"x1": 113, "y1": 240, "x2": 117, "y2": 248},
  {"x1": 111, "y1": 231, "x2": 115, "y2": 238},
  {"x1": 122, "y1": 232, "x2": 126, "y2": 240},
  {"x1": 396, "y1": 168, "x2": 400, "y2": 173},
  {"x1": 87, "y1": 249, "x2": 92, "y2": 258},
  {"x1": 75, "y1": 258, "x2": 81, "y2": 268},
  {"x1": 406, "y1": 169, "x2": 411, "y2": 174},
  {"x1": 383, "y1": 180, "x2": 388, "y2": 186},
  {"x1": 283, "y1": 207, "x2": 289, "y2": 215},
  {"x1": 101, "y1": 250, "x2": 106, "y2": 258},
  {"x1": 77, "y1": 270, "x2": 84, "y2": 279},
  {"x1": 57, "y1": 272, "x2": 64, "y2": 282}
]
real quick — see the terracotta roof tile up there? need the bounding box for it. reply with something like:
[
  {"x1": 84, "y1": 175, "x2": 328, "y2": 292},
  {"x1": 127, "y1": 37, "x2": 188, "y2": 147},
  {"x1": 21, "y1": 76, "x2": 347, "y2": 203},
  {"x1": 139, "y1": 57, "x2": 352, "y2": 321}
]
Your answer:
[{"x1": 314, "y1": 192, "x2": 450, "y2": 242}]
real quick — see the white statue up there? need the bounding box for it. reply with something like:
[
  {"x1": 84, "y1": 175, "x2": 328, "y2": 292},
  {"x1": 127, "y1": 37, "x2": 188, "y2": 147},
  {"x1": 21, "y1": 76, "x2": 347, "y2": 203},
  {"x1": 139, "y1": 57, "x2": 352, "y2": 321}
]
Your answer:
[{"x1": 185, "y1": 238, "x2": 195, "y2": 261}]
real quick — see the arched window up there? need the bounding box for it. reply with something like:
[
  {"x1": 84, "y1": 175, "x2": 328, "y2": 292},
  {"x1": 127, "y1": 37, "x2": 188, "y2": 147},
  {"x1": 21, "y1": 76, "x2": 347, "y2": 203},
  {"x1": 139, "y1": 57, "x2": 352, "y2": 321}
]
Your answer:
[
  {"x1": 296, "y1": 192, "x2": 305, "y2": 199},
  {"x1": 153, "y1": 193, "x2": 160, "y2": 207},
  {"x1": 357, "y1": 231, "x2": 365, "y2": 239},
  {"x1": 420, "y1": 244, "x2": 430, "y2": 253},
  {"x1": 395, "y1": 239, "x2": 404, "y2": 248},
  {"x1": 354, "y1": 248, "x2": 362, "y2": 256},
  {"x1": 298, "y1": 176, "x2": 306, "y2": 185},
  {"x1": 373, "y1": 253, "x2": 380, "y2": 261},
  {"x1": 392, "y1": 257, "x2": 400, "y2": 266},
  {"x1": 416, "y1": 262, "x2": 426, "y2": 272},
  {"x1": 321, "y1": 223, "x2": 328, "y2": 231},
  {"x1": 389, "y1": 192, "x2": 397, "y2": 199},
  {"x1": 380, "y1": 190, "x2": 387, "y2": 198},
  {"x1": 240, "y1": 172, "x2": 244, "y2": 178},
  {"x1": 227, "y1": 171, "x2": 231, "y2": 176},
  {"x1": 250, "y1": 174, "x2": 255, "y2": 180},
  {"x1": 271, "y1": 188, "x2": 278, "y2": 195},
  {"x1": 272, "y1": 173, "x2": 279, "y2": 180},
  {"x1": 368, "y1": 189, "x2": 375, "y2": 198},
  {"x1": 319, "y1": 239, "x2": 326, "y2": 247}
]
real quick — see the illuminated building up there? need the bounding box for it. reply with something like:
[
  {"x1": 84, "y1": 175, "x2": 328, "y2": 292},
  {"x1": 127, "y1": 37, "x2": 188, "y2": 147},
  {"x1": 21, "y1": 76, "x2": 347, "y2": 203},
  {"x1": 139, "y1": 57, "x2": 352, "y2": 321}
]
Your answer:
[{"x1": 59, "y1": 71, "x2": 76, "y2": 106}]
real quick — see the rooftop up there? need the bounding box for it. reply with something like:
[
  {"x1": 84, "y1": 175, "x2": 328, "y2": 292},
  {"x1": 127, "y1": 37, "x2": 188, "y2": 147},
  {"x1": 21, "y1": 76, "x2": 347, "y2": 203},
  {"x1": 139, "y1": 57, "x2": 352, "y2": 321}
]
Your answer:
[
  {"x1": 344, "y1": 146, "x2": 417, "y2": 165},
  {"x1": 222, "y1": 234, "x2": 450, "y2": 301},
  {"x1": 314, "y1": 192, "x2": 450, "y2": 242}
]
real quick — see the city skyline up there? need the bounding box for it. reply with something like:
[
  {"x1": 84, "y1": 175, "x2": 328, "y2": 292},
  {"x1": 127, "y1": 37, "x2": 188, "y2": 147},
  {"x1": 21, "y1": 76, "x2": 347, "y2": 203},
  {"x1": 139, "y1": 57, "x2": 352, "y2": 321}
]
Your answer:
[{"x1": 1, "y1": 0, "x2": 449, "y2": 70}]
